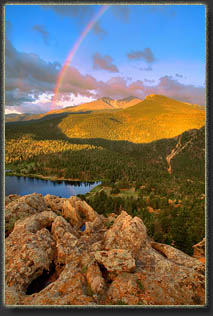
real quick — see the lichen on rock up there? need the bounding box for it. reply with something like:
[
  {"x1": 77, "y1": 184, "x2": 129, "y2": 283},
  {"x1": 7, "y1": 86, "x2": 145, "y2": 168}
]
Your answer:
[{"x1": 5, "y1": 193, "x2": 206, "y2": 306}]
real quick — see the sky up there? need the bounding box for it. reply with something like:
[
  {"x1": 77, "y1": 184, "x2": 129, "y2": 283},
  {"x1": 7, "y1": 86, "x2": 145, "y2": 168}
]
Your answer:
[{"x1": 5, "y1": 3, "x2": 206, "y2": 114}]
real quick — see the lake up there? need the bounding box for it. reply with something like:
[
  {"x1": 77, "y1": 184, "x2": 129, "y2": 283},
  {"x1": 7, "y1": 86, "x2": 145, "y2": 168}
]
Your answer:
[{"x1": 5, "y1": 176, "x2": 101, "y2": 198}]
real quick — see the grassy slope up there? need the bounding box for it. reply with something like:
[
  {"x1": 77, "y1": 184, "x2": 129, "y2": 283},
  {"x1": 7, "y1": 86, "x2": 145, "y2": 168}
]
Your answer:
[{"x1": 57, "y1": 95, "x2": 205, "y2": 143}]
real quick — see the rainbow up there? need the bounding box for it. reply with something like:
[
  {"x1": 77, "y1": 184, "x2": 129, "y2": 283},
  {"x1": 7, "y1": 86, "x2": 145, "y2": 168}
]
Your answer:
[{"x1": 51, "y1": 5, "x2": 110, "y2": 110}]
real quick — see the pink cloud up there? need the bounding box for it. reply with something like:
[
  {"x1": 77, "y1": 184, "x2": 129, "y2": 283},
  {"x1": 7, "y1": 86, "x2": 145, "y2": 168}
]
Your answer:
[{"x1": 93, "y1": 53, "x2": 119, "y2": 73}]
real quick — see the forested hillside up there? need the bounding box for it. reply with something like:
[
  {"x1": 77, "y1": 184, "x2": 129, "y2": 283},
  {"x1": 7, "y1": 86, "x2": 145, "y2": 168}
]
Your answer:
[{"x1": 5, "y1": 95, "x2": 205, "y2": 255}]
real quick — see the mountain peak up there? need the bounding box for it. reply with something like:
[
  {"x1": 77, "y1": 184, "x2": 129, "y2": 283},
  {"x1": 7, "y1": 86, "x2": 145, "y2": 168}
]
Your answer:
[
  {"x1": 145, "y1": 94, "x2": 169, "y2": 100},
  {"x1": 118, "y1": 96, "x2": 139, "y2": 102},
  {"x1": 100, "y1": 97, "x2": 113, "y2": 105}
]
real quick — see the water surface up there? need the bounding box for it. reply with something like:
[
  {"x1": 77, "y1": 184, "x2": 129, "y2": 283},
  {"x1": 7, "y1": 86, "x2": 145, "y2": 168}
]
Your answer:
[{"x1": 5, "y1": 176, "x2": 101, "y2": 198}]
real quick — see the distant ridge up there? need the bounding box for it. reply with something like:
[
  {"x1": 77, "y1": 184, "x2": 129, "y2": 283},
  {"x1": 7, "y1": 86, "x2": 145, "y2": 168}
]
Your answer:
[
  {"x1": 5, "y1": 96, "x2": 142, "y2": 122},
  {"x1": 6, "y1": 94, "x2": 204, "y2": 143}
]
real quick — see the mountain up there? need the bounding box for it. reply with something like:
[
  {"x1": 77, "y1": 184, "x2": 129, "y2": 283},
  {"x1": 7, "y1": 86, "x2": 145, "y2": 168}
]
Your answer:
[
  {"x1": 5, "y1": 113, "x2": 43, "y2": 122},
  {"x1": 5, "y1": 96, "x2": 142, "y2": 123},
  {"x1": 42, "y1": 96, "x2": 142, "y2": 113},
  {"x1": 54, "y1": 94, "x2": 205, "y2": 143},
  {"x1": 6, "y1": 94, "x2": 205, "y2": 143},
  {"x1": 5, "y1": 95, "x2": 205, "y2": 275}
]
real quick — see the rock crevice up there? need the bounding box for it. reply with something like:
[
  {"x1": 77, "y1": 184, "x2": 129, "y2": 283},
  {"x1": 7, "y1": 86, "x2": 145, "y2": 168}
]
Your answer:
[{"x1": 5, "y1": 194, "x2": 205, "y2": 306}]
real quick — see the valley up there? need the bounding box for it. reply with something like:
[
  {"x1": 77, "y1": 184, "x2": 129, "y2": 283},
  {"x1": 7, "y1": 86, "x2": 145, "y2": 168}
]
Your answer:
[{"x1": 5, "y1": 94, "x2": 206, "y2": 256}]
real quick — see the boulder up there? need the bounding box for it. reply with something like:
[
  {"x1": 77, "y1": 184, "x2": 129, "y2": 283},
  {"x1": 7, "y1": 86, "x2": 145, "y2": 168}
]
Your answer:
[
  {"x1": 104, "y1": 211, "x2": 147, "y2": 258},
  {"x1": 5, "y1": 211, "x2": 57, "y2": 296},
  {"x1": 62, "y1": 199, "x2": 83, "y2": 228},
  {"x1": 5, "y1": 194, "x2": 21, "y2": 206},
  {"x1": 94, "y1": 249, "x2": 136, "y2": 273},
  {"x1": 23, "y1": 262, "x2": 96, "y2": 306},
  {"x1": 44, "y1": 194, "x2": 66, "y2": 215},
  {"x1": 150, "y1": 241, "x2": 203, "y2": 269},
  {"x1": 62, "y1": 196, "x2": 102, "y2": 231},
  {"x1": 192, "y1": 238, "x2": 205, "y2": 263},
  {"x1": 68, "y1": 196, "x2": 99, "y2": 222},
  {"x1": 106, "y1": 273, "x2": 140, "y2": 305},
  {"x1": 51, "y1": 216, "x2": 79, "y2": 265},
  {"x1": 4, "y1": 193, "x2": 206, "y2": 306},
  {"x1": 86, "y1": 262, "x2": 106, "y2": 294},
  {"x1": 5, "y1": 193, "x2": 47, "y2": 236}
]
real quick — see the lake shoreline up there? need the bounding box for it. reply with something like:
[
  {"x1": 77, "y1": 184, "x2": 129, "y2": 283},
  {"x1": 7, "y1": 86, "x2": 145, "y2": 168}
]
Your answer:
[
  {"x1": 5, "y1": 175, "x2": 102, "y2": 198},
  {"x1": 5, "y1": 171, "x2": 101, "y2": 184}
]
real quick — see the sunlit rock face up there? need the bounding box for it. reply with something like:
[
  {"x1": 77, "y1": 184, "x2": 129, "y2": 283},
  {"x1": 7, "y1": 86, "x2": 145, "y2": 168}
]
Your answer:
[{"x1": 5, "y1": 194, "x2": 205, "y2": 306}]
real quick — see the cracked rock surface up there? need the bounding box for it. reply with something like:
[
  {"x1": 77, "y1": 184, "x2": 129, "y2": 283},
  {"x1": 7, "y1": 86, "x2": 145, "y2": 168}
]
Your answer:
[{"x1": 5, "y1": 194, "x2": 205, "y2": 306}]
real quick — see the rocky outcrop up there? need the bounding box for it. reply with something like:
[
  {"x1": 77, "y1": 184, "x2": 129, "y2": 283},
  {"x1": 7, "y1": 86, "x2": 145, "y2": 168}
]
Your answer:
[
  {"x1": 5, "y1": 194, "x2": 206, "y2": 306},
  {"x1": 192, "y1": 238, "x2": 205, "y2": 264},
  {"x1": 5, "y1": 193, "x2": 47, "y2": 237},
  {"x1": 44, "y1": 194, "x2": 66, "y2": 215},
  {"x1": 5, "y1": 194, "x2": 21, "y2": 206},
  {"x1": 104, "y1": 211, "x2": 147, "y2": 259},
  {"x1": 95, "y1": 249, "x2": 136, "y2": 273}
]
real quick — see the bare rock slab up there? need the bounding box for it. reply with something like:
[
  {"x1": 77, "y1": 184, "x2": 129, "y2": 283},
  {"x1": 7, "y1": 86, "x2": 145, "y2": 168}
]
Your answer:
[{"x1": 95, "y1": 249, "x2": 136, "y2": 273}]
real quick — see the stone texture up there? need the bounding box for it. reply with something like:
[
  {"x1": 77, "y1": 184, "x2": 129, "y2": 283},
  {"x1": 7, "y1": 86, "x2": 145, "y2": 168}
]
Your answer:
[
  {"x1": 5, "y1": 211, "x2": 57, "y2": 295},
  {"x1": 5, "y1": 194, "x2": 21, "y2": 206},
  {"x1": 62, "y1": 199, "x2": 83, "y2": 228},
  {"x1": 193, "y1": 238, "x2": 205, "y2": 263},
  {"x1": 86, "y1": 262, "x2": 106, "y2": 294},
  {"x1": 95, "y1": 249, "x2": 136, "y2": 273},
  {"x1": 68, "y1": 196, "x2": 99, "y2": 222},
  {"x1": 44, "y1": 194, "x2": 66, "y2": 215},
  {"x1": 150, "y1": 241, "x2": 203, "y2": 269},
  {"x1": 106, "y1": 273, "x2": 140, "y2": 305},
  {"x1": 5, "y1": 193, "x2": 47, "y2": 236},
  {"x1": 23, "y1": 262, "x2": 96, "y2": 306},
  {"x1": 4, "y1": 193, "x2": 206, "y2": 306},
  {"x1": 51, "y1": 215, "x2": 80, "y2": 265},
  {"x1": 104, "y1": 210, "x2": 147, "y2": 258}
]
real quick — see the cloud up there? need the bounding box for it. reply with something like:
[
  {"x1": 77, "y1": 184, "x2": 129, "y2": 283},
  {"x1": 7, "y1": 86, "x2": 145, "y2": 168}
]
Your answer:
[
  {"x1": 155, "y1": 76, "x2": 205, "y2": 105},
  {"x1": 139, "y1": 66, "x2": 153, "y2": 71},
  {"x1": 32, "y1": 24, "x2": 50, "y2": 45},
  {"x1": 92, "y1": 22, "x2": 107, "y2": 39},
  {"x1": 93, "y1": 53, "x2": 119, "y2": 73},
  {"x1": 5, "y1": 92, "x2": 96, "y2": 114},
  {"x1": 127, "y1": 48, "x2": 155, "y2": 63},
  {"x1": 94, "y1": 76, "x2": 205, "y2": 105},
  {"x1": 5, "y1": 38, "x2": 60, "y2": 86},
  {"x1": 5, "y1": 37, "x2": 61, "y2": 108},
  {"x1": 144, "y1": 78, "x2": 155, "y2": 83},
  {"x1": 5, "y1": 107, "x2": 22, "y2": 115},
  {"x1": 175, "y1": 73, "x2": 183, "y2": 78},
  {"x1": 5, "y1": 89, "x2": 35, "y2": 107},
  {"x1": 5, "y1": 38, "x2": 205, "y2": 113},
  {"x1": 58, "y1": 67, "x2": 98, "y2": 97}
]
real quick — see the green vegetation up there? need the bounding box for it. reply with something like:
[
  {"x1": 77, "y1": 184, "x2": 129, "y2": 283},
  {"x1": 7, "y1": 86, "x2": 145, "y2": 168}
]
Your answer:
[
  {"x1": 86, "y1": 284, "x2": 94, "y2": 297},
  {"x1": 81, "y1": 265, "x2": 88, "y2": 273},
  {"x1": 5, "y1": 95, "x2": 205, "y2": 256},
  {"x1": 136, "y1": 279, "x2": 145, "y2": 292}
]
